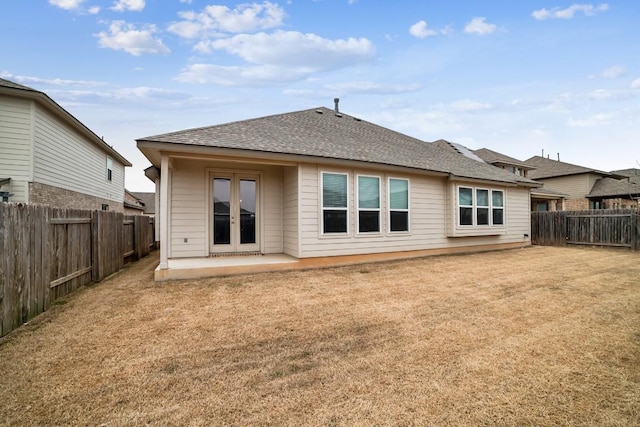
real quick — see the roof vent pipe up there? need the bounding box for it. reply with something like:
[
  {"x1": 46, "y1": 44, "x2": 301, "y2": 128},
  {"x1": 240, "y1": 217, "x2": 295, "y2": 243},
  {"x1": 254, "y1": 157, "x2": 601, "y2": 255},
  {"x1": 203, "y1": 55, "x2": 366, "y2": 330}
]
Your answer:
[{"x1": 334, "y1": 98, "x2": 339, "y2": 114}]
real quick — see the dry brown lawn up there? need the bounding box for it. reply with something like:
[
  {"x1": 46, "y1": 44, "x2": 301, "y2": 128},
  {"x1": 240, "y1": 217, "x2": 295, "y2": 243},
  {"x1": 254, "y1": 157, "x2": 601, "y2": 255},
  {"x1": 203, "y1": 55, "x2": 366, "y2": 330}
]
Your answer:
[{"x1": 0, "y1": 246, "x2": 639, "y2": 426}]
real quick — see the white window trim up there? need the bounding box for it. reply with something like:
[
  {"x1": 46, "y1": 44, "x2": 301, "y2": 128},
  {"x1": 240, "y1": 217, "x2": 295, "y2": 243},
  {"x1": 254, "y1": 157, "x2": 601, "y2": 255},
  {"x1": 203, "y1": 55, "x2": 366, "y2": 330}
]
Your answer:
[
  {"x1": 476, "y1": 187, "x2": 490, "y2": 226},
  {"x1": 388, "y1": 177, "x2": 410, "y2": 234},
  {"x1": 492, "y1": 189, "x2": 505, "y2": 226},
  {"x1": 106, "y1": 156, "x2": 113, "y2": 182},
  {"x1": 356, "y1": 174, "x2": 381, "y2": 234},
  {"x1": 457, "y1": 185, "x2": 506, "y2": 228},
  {"x1": 321, "y1": 171, "x2": 349, "y2": 235}
]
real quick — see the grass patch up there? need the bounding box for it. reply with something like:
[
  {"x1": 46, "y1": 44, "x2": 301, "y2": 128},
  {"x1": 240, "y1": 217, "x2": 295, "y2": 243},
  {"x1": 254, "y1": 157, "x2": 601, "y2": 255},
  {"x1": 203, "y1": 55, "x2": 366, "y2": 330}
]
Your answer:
[{"x1": 0, "y1": 246, "x2": 638, "y2": 426}]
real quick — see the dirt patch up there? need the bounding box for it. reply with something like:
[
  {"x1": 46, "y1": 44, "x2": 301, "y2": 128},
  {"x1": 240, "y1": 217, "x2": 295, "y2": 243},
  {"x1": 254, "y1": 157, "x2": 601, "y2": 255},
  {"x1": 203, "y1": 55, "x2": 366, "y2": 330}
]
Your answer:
[{"x1": 1, "y1": 246, "x2": 639, "y2": 426}]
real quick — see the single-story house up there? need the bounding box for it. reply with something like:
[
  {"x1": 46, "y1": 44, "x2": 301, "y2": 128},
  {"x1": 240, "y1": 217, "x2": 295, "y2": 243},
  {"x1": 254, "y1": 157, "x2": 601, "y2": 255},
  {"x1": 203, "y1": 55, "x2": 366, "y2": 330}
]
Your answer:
[{"x1": 137, "y1": 104, "x2": 539, "y2": 280}]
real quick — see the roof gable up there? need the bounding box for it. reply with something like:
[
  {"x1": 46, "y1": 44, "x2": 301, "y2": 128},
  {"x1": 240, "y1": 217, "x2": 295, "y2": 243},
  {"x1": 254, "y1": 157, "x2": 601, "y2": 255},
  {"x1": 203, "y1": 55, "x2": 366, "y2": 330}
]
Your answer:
[
  {"x1": 473, "y1": 148, "x2": 534, "y2": 169},
  {"x1": 138, "y1": 107, "x2": 536, "y2": 186},
  {"x1": 524, "y1": 156, "x2": 611, "y2": 179}
]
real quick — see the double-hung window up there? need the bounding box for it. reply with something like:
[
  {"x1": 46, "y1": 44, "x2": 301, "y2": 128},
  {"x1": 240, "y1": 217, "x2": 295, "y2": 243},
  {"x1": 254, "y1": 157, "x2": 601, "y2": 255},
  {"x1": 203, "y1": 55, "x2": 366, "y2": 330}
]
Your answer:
[
  {"x1": 476, "y1": 189, "x2": 489, "y2": 225},
  {"x1": 492, "y1": 190, "x2": 504, "y2": 225},
  {"x1": 389, "y1": 178, "x2": 409, "y2": 232},
  {"x1": 357, "y1": 175, "x2": 380, "y2": 233},
  {"x1": 458, "y1": 186, "x2": 505, "y2": 227},
  {"x1": 459, "y1": 187, "x2": 473, "y2": 226},
  {"x1": 106, "y1": 157, "x2": 113, "y2": 181},
  {"x1": 322, "y1": 172, "x2": 348, "y2": 234}
]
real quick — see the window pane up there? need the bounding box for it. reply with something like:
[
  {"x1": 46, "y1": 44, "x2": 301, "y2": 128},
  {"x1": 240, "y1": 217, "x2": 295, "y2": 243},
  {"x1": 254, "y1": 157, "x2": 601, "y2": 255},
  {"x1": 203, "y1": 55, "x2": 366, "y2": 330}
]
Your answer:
[
  {"x1": 459, "y1": 187, "x2": 472, "y2": 206},
  {"x1": 390, "y1": 211, "x2": 408, "y2": 232},
  {"x1": 477, "y1": 207, "x2": 489, "y2": 225},
  {"x1": 359, "y1": 211, "x2": 380, "y2": 233},
  {"x1": 323, "y1": 173, "x2": 347, "y2": 208},
  {"x1": 213, "y1": 178, "x2": 231, "y2": 244},
  {"x1": 492, "y1": 190, "x2": 504, "y2": 207},
  {"x1": 239, "y1": 179, "x2": 256, "y2": 244},
  {"x1": 389, "y1": 179, "x2": 408, "y2": 209},
  {"x1": 493, "y1": 208, "x2": 504, "y2": 225},
  {"x1": 476, "y1": 189, "x2": 489, "y2": 207},
  {"x1": 358, "y1": 176, "x2": 380, "y2": 209},
  {"x1": 460, "y1": 207, "x2": 473, "y2": 225},
  {"x1": 323, "y1": 210, "x2": 347, "y2": 233}
]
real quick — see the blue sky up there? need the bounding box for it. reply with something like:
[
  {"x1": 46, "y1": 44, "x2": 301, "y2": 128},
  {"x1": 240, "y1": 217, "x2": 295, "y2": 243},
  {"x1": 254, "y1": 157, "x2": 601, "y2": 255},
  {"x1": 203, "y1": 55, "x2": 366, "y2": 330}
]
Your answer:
[{"x1": 2, "y1": 1, "x2": 639, "y2": 191}]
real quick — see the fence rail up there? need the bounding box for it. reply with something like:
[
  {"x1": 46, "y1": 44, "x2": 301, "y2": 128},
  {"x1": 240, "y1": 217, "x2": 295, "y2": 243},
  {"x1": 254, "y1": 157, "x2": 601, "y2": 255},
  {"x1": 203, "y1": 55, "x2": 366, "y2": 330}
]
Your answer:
[
  {"x1": 531, "y1": 209, "x2": 640, "y2": 251},
  {"x1": 1, "y1": 203, "x2": 155, "y2": 337}
]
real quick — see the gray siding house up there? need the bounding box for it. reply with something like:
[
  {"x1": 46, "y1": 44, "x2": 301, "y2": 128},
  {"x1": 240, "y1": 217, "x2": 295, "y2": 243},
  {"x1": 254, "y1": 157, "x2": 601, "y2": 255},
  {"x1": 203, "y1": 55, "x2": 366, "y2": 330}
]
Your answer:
[
  {"x1": 138, "y1": 105, "x2": 538, "y2": 280},
  {"x1": 0, "y1": 78, "x2": 131, "y2": 211}
]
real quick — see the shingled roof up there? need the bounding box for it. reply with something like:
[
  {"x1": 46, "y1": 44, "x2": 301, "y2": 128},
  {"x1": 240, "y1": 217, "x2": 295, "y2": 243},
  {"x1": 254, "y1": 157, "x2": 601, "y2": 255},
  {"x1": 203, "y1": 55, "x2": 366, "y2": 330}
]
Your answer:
[
  {"x1": 589, "y1": 170, "x2": 640, "y2": 198},
  {"x1": 473, "y1": 148, "x2": 534, "y2": 170},
  {"x1": 138, "y1": 107, "x2": 537, "y2": 186},
  {"x1": 524, "y1": 156, "x2": 612, "y2": 180}
]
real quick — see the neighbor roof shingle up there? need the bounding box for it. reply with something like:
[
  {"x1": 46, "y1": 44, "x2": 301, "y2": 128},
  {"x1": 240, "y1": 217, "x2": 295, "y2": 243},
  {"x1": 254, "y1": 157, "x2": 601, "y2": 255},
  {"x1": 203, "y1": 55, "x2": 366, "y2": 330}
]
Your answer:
[
  {"x1": 138, "y1": 107, "x2": 537, "y2": 186},
  {"x1": 524, "y1": 156, "x2": 611, "y2": 179}
]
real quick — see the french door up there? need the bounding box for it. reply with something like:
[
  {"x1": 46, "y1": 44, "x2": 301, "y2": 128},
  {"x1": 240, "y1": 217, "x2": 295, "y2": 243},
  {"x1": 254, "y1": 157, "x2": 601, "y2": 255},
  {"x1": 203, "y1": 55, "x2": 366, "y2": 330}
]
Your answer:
[{"x1": 211, "y1": 173, "x2": 260, "y2": 253}]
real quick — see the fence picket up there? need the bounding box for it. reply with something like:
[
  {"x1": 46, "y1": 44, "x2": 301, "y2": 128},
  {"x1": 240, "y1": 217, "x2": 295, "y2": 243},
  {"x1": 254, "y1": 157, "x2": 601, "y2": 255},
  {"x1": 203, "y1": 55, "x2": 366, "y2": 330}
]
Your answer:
[
  {"x1": 532, "y1": 209, "x2": 639, "y2": 250},
  {"x1": 0, "y1": 204, "x2": 155, "y2": 337}
]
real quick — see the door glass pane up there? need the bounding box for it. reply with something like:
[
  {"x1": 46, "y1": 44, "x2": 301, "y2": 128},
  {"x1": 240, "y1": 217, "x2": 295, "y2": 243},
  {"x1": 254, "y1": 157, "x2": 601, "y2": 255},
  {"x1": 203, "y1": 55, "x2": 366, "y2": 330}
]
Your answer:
[
  {"x1": 213, "y1": 178, "x2": 231, "y2": 245},
  {"x1": 239, "y1": 179, "x2": 256, "y2": 244}
]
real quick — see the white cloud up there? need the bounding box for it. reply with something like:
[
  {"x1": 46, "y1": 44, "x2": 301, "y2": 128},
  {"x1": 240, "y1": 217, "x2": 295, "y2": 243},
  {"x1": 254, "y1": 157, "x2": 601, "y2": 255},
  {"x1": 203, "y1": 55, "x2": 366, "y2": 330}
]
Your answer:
[
  {"x1": 95, "y1": 21, "x2": 170, "y2": 56},
  {"x1": 0, "y1": 72, "x2": 107, "y2": 88},
  {"x1": 444, "y1": 99, "x2": 493, "y2": 112},
  {"x1": 409, "y1": 21, "x2": 447, "y2": 39},
  {"x1": 600, "y1": 65, "x2": 626, "y2": 79},
  {"x1": 532, "y1": 3, "x2": 609, "y2": 20},
  {"x1": 175, "y1": 63, "x2": 311, "y2": 86},
  {"x1": 632, "y1": 78, "x2": 640, "y2": 89},
  {"x1": 325, "y1": 81, "x2": 422, "y2": 95},
  {"x1": 168, "y1": 1, "x2": 286, "y2": 39},
  {"x1": 194, "y1": 31, "x2": 375, "y2": 69},
  {"x1": 568, "y1": 113, "x2": 614, "y2": 127},
  {"x1": 88, "y1": 6, "x2": 100, "y2": 14},
  {"x1": 48, "y1": 0, "x2": 86, "y2": 10},
  {"x1": 111, "y1": 0, "x2": 145, "y2": 12},
  {"x1": 179, "y1": 0, "x2": 192, "y2": 3},
  {"x1": 464, "y1": 17, "x2": 497, "y2": 35}
]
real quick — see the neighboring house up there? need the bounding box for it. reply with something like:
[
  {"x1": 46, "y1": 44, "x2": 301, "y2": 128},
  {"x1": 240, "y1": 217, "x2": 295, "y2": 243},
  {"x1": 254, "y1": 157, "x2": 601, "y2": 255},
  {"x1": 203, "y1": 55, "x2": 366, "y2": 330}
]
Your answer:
[
  {"x1": 137, "y1": 104, "x2": 538, "y2": 280},
  {"x1": 0, "y1": 78, "x2": 131, "y2": 211},
  {"x1": 124, "y1": 189, "x2": 146, "y2": 215},
  {"x1": 471, "y1": 147, "x2": 566, "y2": 212},
  {"x1": 588, "y1": 169, "x2": 640, "y2": 209},
  {"x1": 524, "y1": 156, "x2": 626, "y2": 210},
  {"x1": 130, "y1": 191, "x2": 156, "y2": 216}
]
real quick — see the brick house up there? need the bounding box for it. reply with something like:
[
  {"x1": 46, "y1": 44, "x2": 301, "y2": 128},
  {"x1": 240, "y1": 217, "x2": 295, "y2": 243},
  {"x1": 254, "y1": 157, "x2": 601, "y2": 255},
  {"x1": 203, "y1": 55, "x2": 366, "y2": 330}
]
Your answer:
[{"x1": 0, "y1": 78, "x2": 131, "y2": 211}]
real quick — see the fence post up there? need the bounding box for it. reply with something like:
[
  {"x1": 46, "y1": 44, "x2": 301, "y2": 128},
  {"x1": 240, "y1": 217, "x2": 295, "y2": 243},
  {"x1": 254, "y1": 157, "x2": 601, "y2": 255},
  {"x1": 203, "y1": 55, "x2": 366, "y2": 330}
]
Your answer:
[{"x1": 91, "y1": 210, "x2": 101, "y2": 282}]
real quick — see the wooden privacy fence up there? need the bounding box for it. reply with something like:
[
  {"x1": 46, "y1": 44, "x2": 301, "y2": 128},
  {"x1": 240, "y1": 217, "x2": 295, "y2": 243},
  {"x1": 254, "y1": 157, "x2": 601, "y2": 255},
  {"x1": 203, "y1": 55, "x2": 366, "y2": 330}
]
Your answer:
[
  {"x1": 0, "y1": 203, "x2": 155, "y2": 337},
  {"x1": 531, "y1": 209, "x2": 640, "y2": 251}
]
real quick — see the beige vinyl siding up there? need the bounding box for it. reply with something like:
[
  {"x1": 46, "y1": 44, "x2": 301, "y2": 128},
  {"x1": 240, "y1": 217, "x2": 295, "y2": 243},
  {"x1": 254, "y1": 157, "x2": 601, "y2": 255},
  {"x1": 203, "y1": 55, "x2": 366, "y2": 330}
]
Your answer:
[
  {"x1": 32, "y1": 105, "x2": 124, "y2": 203},
  {"x1": 170, "y1": 159, "x2": 207, "y2": 258},
  {"x1": 299, "y1": 163, "x2": 531, "y2": 258},
  {"x1": 0, "y1": 96, "x2": 33, "y2": 202},
  {"x1": 168, "y1": 159, "x2": 285, "y2": 258},
  {"x1": 537, "y1": 174, "x2": 597, "y2": 199},
  {"x1": 262, "y1": 166, "x2": 284, "y2": 254},
  {"x1": 283, "y1": 165, "x2": 299, "y2": 257}
]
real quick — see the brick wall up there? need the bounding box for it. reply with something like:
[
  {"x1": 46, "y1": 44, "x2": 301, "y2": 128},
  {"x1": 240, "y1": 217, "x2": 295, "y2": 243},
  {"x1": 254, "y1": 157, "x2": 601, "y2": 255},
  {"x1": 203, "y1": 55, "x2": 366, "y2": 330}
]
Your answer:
[
  {"x1": 564, "y1": 198, "x2": 590, "y2": 211},
  {"x1": 29, "y1": 182, "x2": 124, "y2": 213}
]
